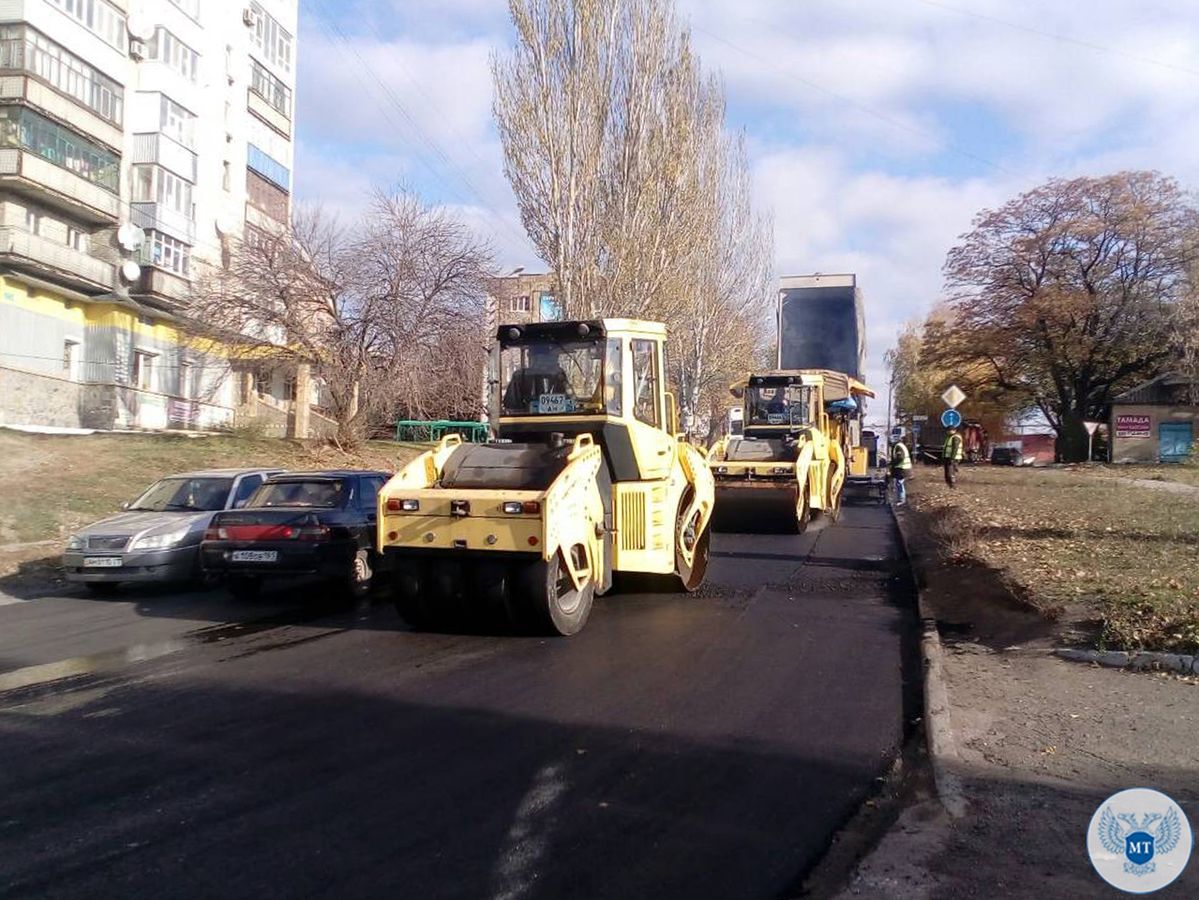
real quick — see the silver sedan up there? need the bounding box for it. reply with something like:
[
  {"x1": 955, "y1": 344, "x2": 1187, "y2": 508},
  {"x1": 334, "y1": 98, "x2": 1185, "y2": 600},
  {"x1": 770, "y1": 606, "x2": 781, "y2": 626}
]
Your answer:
[{"x1": 62, "y1": 468, "x2": 284, "y2": 593}]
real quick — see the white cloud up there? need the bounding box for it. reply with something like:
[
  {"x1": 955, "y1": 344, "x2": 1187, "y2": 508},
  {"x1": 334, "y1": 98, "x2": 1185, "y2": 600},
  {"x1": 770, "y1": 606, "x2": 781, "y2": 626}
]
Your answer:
[{"x1": 294, "y1": 0, "x2": 1199, "y2": 395}]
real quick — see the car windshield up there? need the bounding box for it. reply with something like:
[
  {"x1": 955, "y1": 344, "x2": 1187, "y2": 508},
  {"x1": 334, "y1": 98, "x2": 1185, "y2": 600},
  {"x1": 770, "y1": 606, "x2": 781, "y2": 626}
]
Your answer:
[
  {"x1": 129, "y1": 477, "x2": 233, "y2": 512},
  {"x1": 250, "y1": 480, "x2": 347, "y2": 509},
  {"x1": 746, "y1": 384, "x2": 811, "y2": 427},
  {"x1": 500, "y1": 338, "x2": 612, "y2": 416}
]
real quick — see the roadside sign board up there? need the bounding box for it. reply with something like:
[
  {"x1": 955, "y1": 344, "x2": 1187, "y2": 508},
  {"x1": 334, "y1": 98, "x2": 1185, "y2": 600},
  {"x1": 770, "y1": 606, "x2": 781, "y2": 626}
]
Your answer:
[
  {"x1": 1083, "y1": 421, "x2": 1101, "y2": 436},
  {"x1": 912, "y1": 415, "x2": 929, "y2": 422},
  {"x1": 941, "y1": 385, "x2": 966, "y2": 409},
  {"x1": 1115, "y1": 415, "x2": 1150, "y2": 438},
  {"x1": 941, "y1": 408, "x2": 962, "y2": 428}
]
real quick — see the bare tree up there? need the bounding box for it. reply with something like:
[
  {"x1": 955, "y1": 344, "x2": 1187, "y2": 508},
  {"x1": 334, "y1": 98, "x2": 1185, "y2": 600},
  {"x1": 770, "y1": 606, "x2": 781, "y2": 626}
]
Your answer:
[
  {"x1": 936, "y1": 171, "x2": 1198, "y2": 461},
  {"x1": 493, "y1": 0, "x2": 773, "y2": 429},
  {"x1": 188, "y1": 192, "x2": 493, "y2": 444}
]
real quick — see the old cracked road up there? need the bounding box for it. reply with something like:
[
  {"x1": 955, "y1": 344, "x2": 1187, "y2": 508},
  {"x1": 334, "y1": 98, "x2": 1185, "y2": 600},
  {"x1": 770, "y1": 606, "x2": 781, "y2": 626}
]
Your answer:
[{"x1": 0, "y1": 503, "x2": 914, "y2": 899}]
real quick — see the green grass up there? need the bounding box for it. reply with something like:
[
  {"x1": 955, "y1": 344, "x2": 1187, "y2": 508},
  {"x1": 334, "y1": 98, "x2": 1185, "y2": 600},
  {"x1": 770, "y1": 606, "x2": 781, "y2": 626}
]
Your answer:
[
  {"x1": 0, "y1": 429, "x2": 422, "y2": 547},
  {"x1": 910, "y1": 466, "x2": 1199, "y2": 654}
]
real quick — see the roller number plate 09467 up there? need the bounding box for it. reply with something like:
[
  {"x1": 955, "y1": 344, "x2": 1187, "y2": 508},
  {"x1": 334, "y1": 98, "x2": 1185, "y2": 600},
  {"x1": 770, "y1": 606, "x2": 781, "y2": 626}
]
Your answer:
[{"x1": 538, "y1": 393, "x2": 569, "y2": 414}]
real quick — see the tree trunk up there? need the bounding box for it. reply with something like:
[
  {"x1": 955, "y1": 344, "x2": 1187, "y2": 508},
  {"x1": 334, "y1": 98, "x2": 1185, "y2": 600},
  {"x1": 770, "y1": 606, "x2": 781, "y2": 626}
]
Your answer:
[{"x1": 1056, "y1": 408, "x2": 1090, "y2": 462}]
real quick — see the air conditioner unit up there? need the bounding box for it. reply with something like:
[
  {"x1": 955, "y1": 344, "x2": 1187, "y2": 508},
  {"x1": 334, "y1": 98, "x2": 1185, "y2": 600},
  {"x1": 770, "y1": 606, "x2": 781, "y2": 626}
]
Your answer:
[
  {"x1": 243, "y1": 8, "x2": 259, "y2": 27},
  {"x1": 129, "y1": 38, "x2": 146, "y2": 60}
]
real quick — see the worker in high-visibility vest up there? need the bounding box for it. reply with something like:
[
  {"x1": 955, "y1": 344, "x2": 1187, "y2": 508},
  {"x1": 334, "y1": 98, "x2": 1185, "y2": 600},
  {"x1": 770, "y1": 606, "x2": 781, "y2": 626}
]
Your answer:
[
  {"x1": 943, "y1": 427, "x2": 964, "y2": 488},
  {"x1": 890, "y1": 432, "x2": 913, "y2": 505}
]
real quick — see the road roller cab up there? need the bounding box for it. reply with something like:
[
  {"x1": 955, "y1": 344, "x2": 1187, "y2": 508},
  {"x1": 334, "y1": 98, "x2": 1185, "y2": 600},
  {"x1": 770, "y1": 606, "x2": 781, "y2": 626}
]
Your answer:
[
  {"x1": 710, "y1": 370, "x2": 868, "y2": 532},
  {"x1": 379, "y1": 319, "x2": 714, "y2": 636}
]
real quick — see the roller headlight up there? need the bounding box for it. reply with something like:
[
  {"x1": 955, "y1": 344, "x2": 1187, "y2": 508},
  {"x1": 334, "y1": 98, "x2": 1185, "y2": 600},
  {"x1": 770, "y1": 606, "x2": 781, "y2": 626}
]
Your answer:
[{"x1": 65, "y1": 534, "x2": 84, "y2": 551}]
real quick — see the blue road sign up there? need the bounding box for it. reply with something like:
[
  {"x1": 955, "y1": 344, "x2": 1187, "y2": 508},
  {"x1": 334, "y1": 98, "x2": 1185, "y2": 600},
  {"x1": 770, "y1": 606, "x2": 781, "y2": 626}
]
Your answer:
[{"x1": 941, "y1": 408, "x2": 962, "y2": 428}]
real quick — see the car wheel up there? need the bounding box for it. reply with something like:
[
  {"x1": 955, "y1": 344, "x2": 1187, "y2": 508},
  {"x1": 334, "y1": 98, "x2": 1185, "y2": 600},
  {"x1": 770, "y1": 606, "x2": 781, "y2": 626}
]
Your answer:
[{"x1": 344, "y1": 548, "x2": 373, "y2": 602}]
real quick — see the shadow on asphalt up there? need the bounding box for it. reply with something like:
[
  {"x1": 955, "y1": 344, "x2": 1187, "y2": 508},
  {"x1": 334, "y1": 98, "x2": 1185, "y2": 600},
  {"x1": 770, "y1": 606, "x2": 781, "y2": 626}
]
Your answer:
[{"x1": 0, "y1": 667, "x2": 902, "y2": 899}]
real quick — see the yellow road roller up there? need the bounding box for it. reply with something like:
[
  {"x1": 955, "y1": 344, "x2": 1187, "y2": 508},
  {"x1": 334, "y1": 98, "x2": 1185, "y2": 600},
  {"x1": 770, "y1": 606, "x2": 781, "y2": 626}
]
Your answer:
[
  {"x1": 709, "y1": 370, "x2": 873, "y2": 532},
  {"x1": 378, "y1": 319, "x2": 714, "y2": 636}
]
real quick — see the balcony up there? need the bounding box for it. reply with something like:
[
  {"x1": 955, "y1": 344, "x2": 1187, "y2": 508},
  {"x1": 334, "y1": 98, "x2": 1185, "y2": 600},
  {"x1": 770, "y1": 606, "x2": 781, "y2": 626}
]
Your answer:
[
  {"x1": 135, "y1": 266, "x2": 189, "y2": 306},
  {"x1": 247, "y1": 88, "x2": 290, "y2": 138},
  {"x1": 129, "y1": 133, "x2": 196, "y2": 183},
  {"x1": 0, "y1": 75, "x2": 123, "y2": 151},
  {"x1": 0, "y1": 148, "x2": 120, "y2": 224},
  {"x1": 130, "y1": 202, "x2": 195, "y2": 245},
  {"x1": 0, "y1": 225, "x2": 115, "y2": 291}
]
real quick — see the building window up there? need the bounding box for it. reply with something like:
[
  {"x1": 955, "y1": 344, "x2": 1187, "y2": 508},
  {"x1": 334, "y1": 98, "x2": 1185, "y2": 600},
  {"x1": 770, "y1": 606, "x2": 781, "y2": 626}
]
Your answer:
[
  {"x1": 0, "y1": 106, "x2": 119, "y2": 192},
  {"x1": 178, "y1": 360, "x2": 193, "y2": 398},
  {"x1": 62, "y1": 339, "x2": 79, "y2": 379},
  {"x1": 249, "y1": 58, "x2": 291, "y2": 118},
  {"x1": 44, "y1": 0, "x2": 127, "y2": 53},
  {"x1": 509, "y1": 294, "x2": 531, "y2": 313},
  {"x1": 283, "y1": 373, "x2": 297, "y2": 402},
  {"x1": 245, "y1": 170, "x2": 289, "y2": 223},
  {"x1": 24, "y1": 208, "x2": 40, "y2": 233},
  {"x1": 159, "y1": 95, "x2": 196, "y2": 149},
  {"x1": 147, "y1": 28, "x2": 198, "y2": 82},
  {"x1": 247, "y1": 143, "x2": 290, "y2": 190},
  {"x1": 250, "y1": 3, "x2": 292, "y2": 73},
  {"x1": 66, "y1": 227, "x2": 85, "y2": 251},
  {"x1": 140, "y1": 230, "x2": 191, "y2": 276},
  {"x1": 133, "y1": 350, "x2": 157, "y2": 391},
  {"x1": 243, "y1": 223, "x2": 269, "y2": 250},
  {"x1": 0, "y1": 24, "x2": 124, "y2": 125},
  {"x1": 131, "y1": 165, "x2": 194, "y2": 218},
  {"x1": 254, "y1": 369, "x2": 271, "y2": 397}
]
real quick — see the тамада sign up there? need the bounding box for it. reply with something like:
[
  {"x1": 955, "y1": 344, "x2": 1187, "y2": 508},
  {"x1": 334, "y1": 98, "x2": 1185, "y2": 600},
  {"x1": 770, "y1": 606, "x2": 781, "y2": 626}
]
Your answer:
[{"x1": 1115, "y1": 414, "x2": 1151, "y2": 439}]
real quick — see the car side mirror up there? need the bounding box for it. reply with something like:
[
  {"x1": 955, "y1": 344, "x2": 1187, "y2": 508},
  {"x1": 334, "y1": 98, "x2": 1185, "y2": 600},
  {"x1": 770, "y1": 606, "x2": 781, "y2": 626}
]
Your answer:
[
  {"x1": 120, "y1": 501, "x2": 131, "y2": 510},
  {"x1": 730, "y1": 387, "x2": 743, "y2": 400}
]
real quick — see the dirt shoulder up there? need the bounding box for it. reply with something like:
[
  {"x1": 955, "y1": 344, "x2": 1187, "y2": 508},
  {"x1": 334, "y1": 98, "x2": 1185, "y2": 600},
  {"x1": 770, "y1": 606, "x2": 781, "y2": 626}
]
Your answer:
[
  {"x1": 903, "y1": 465, "x2": 1199, "y2": 654},
  {"x1": 835, "y1": 472, "x2": 1199, "y2": 899},
  {"x1": 0, "y1": 429, "x2": 420, "y2": 585}
]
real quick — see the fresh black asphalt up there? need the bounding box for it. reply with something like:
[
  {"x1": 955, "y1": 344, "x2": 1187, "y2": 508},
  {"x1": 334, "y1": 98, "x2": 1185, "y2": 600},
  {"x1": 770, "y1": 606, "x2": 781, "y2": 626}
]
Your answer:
[{"x1": 0, "y1": 503, "x2": 914, "y2": 899}]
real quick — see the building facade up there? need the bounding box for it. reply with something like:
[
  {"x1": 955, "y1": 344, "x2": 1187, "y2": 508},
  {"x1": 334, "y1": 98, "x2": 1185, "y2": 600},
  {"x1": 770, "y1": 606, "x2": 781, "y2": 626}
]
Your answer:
[
  {"x1": 0, "y1": 0, "x2": 318, "y2": 434},
  {"x1": 1110, "y1": 373, "x2": 1197, "y2": 464},
  {"x1": 486, "y1": 271, "x2": 561, "y2": 330}
]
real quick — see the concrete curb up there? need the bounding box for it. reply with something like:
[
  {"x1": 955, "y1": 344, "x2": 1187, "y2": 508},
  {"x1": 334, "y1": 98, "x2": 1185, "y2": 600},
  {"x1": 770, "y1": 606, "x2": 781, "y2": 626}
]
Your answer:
[
  {"x1": 1055, "y1": 647, "x2": 1198, "y2": 675},
  {"x1": 891, "y1": 505, "x2": 968, "y2": 819}
]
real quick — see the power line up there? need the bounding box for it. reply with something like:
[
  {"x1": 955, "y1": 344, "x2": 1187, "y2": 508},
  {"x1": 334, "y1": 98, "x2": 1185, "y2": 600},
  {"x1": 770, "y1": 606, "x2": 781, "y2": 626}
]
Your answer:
[
  {"x1": 693, "y1": 24, "x2": 1017, "y2": 177},
  {"x1": 913, "y1": 0, "x2": 1199, "y2": 78},
  {"x1": 304, "y1": 0, "x2": 533, "y2": 252}
]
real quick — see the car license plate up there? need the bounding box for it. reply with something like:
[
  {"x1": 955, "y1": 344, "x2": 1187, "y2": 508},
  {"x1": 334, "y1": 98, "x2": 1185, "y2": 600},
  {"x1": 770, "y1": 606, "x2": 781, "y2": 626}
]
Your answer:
[
  {"x1": 83, "y1": 556, "x2": 122, "y2": 568},
  {"x1": 231, "y1": 550, "x2": 278, "y2": 563}
]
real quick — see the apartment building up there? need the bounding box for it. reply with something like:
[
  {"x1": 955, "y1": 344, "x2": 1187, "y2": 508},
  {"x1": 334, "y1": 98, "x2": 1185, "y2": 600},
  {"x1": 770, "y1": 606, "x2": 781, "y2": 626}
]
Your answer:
[
  {"x1": 486, "y1": 270, "x2": 562, "y2": 329},
  {"x1": 0, "y1": 0, "x2": 321, "y2": 435}
]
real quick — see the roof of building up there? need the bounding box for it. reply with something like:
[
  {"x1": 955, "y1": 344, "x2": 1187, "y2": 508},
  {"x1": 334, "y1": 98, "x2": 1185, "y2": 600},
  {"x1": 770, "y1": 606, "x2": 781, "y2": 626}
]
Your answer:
[{"x1": 1113, "y1": 372, "x2": 1199, "y2": 405}]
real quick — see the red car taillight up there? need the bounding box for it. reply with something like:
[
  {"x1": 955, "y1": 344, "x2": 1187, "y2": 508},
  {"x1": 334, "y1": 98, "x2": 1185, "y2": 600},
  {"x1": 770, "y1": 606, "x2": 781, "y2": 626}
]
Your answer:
[{"x1": 206, "y1": 523, "x2": 331, "y2": 542}]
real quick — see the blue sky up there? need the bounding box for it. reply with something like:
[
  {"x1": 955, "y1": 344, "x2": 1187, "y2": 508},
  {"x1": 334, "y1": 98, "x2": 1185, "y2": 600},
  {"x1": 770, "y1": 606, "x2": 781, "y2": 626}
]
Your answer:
[{"x1": 292, "y1": 0, "x2": 1199, "y2": 393}]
